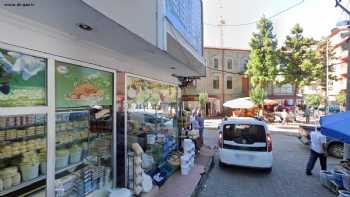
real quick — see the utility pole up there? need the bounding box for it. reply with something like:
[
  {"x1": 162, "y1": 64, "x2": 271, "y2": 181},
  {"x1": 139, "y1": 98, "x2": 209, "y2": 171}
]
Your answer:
[
  {"x1": 218, "y1": 0, "x2": 225, "y2": 114},
  {"x1": 219, "y1": 18, "x2": 225, "y2": 114}
]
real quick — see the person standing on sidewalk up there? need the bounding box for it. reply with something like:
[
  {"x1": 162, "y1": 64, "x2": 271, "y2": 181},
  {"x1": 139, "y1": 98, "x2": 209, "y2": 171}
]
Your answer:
[
  {"x1": 306, "y1": 128, "x2": 327, "y2": 175},
  {"x1": 196, "y1": 113, "x2": 204, "y2": 147},
  {"x1": 190, "y1": 111, "x2": 197, "y2": 130},
  {"x1": 304, "y1": 106, "x2": 311, "y2": 124}
]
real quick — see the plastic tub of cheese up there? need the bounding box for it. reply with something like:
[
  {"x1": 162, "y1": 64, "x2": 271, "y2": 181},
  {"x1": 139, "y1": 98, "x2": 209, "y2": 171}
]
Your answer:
[
  {"x1": 56, "y1": 150, "x2": 69, "y2": 169},
  {"x1": 69, "y1": 145, "x2": 82, "y2": 164},
  {"x1": 20, "y1": 164, "x2": 39, "y2": 181}
]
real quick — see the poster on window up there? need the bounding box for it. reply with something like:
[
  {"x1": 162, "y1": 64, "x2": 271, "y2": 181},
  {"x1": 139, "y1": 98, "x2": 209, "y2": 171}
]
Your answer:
[
  {"x1": 0, "y1": 48, "x2": 47, "y2": 107},
  {"x1": 55, "y1": 61, "x2": 113, "y2": 108}
]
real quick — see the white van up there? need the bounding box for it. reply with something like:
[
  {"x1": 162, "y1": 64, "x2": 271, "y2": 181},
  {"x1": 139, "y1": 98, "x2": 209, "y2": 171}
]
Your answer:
[{"x1": 218, "y1": 117, "x2": 273, "y2": 172}]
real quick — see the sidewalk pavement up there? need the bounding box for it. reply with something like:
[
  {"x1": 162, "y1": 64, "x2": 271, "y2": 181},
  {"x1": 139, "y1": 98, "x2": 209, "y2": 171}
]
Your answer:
[{"x1": 156, "y1": 146, "x2": 215, "y2": 197}]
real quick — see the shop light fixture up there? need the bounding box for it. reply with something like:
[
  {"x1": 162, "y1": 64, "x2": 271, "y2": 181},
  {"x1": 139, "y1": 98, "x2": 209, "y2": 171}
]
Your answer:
[{"x1": 77, "y1": 23, "x2": 93, "y2": 31}]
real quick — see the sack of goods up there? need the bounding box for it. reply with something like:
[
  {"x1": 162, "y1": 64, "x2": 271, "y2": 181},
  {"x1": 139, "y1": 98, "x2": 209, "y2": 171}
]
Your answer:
[
  {"x1": 181, "y1": 139, "x2": 195, "y2": 176},
  {"x1": 183, "y1": 139, "x2": 195, "y2": 153},
  {"x1": 189, "y1": 130, "x2": 199, "y2": 139}
]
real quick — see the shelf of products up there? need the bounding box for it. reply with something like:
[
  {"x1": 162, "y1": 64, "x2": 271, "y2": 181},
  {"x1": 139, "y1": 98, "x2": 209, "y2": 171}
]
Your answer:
[
  {"x1": 54, "y1": 109, "x2": 113, "y2": 197},
  {"x1": 0, "y1": 160, "x2": 86, "y2": 196},
  {"x1": 0, "y1": 114, "x2": 47, "y2": 195}
]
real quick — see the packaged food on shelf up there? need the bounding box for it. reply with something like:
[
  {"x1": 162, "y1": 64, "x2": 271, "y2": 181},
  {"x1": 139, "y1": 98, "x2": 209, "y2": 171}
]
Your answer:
[
  {"x1": 35, "y1": 115, "x2": 46, "y2": 125},
  {"x1": 26, "y1": 127, "x2": 36, "y2": 137},
  {"x1": 0, "y1": 167, "x2": 19, "y2": 189},
  {"x1": 2, "y1": 176, "x2": 12, "y2": 190},
  {"x1": 82, "y1": 142, "x2": 88, "y2": 158},
  {"x1": 20, "y1": 164, "x2": 39, "y2": 182},
  {"x1": 69, "y1": 145, "x2": 82, "y2": 164},
  {"x1": 19, "y1": 151, "x2": 40, "y2": 181},
  {"x1": 56, "y1": 149, "x2": 69, "y2": 169},
  {"x1": 36, "y1": 126, "x2": 45, "y2": 135},
  {"x1": 0, "y1": 179, "x2": 3, "y2": 192},
  {"x1": 16, "y1": 129, "x2": 26, "y2": 138},
  {"x1": 39, "y1": 150, "x2": 46, "y2": 175},
  {"x1": 0, "y1": 117, "x2": 6, "y2": 129},
  {"x1": 11, "y1": 173, "x2": 21, "y2": 186},
  {"x1": 0, "y1": 132, "x2": 5, "y2": 141},
  {"x1": 55, "y1": 174, "x2": 76, "y2": 197},
  {"x1": 6, "y1": 129, "x2": 17, "y2": 140},
  {"x1": 7, "y1": 117, "x2": 16, "y2": 128}
]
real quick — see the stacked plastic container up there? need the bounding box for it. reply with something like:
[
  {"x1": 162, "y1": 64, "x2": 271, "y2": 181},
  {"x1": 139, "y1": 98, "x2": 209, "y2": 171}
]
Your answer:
[
  {"x1": 181, "y1": 139, "x2": 195, "y2": 175},
  {"x1": 162, "y1": 136, "x2": 177, "y2": 160}
]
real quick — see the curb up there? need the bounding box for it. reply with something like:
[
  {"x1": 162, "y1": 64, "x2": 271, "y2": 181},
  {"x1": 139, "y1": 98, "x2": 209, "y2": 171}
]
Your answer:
[{"x1": 191, "y1": 153, "x2": 215, "y2": 197}]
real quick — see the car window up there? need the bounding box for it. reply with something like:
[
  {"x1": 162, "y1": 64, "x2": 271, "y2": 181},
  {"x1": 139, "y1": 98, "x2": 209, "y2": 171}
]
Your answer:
[{"x1": 223, "y1": 124, "x2": 266, "y2": 144}]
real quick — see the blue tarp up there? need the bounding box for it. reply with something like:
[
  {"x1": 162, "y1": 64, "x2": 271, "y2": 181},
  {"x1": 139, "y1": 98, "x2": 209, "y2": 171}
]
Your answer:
[{"x1": 320, "y1": 112, "x2": 350, "y2": 143}]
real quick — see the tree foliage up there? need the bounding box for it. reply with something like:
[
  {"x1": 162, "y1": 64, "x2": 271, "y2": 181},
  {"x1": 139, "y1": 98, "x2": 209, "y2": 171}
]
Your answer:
[
  {"x1": 246, "y1": 16, "x2": 278, "y2": 87},
  {"x1": 198, "y1": 92, "x2": 208, "y2": 115},
  {"x1": 198, "y1": 92, "x2": 208, "y2": 107},
  {"x1": 304, "y1": 94, "x2": 323, "y2": 108},
  {"x1": 336, "y1": 91, "x2": 346, "y2": 106},
  {"x1": 250, "y1": 86, "x2": 266, "y2": 106},
  {"x1": 279, "y1": 24, "x2": 323, "y2": 89}
]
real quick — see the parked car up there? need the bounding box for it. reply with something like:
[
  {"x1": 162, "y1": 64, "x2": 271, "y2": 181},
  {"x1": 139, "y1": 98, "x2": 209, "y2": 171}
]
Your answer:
[
  {"x1": 218, "y1": 117, "x2": 273, "y2": 173},
  {"x1": 298, "y1": 124, "x2": 344, "y2": 158}
]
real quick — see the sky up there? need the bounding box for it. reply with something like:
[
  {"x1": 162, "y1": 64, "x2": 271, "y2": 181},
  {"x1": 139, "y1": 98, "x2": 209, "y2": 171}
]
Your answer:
[{"x1": 203, "y1": 0, "x2": 350, "y2": 49}]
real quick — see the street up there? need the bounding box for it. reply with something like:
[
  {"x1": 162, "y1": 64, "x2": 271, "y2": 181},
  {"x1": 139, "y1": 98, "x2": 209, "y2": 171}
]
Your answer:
[{"x1": 199, "y1": 130, "x2": 340, "y2": 197}]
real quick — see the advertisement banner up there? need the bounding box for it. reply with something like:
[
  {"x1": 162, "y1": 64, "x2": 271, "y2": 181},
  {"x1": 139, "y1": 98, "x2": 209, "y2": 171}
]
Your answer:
[
  {"x1": 0, "y1": 48, "x2": 47, "y2": 107},
  {"x1": 55, "y1": 61, "x2": 113, "y2": 108},
  {"x1": 166, "y1": 0, "x2": 203, "y2": 55}
]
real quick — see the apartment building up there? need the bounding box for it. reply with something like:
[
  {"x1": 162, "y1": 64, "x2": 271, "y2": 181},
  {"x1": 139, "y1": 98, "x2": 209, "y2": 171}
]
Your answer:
[{"x1": 303, "y1": 27, "x2": 348, "y2": 108}]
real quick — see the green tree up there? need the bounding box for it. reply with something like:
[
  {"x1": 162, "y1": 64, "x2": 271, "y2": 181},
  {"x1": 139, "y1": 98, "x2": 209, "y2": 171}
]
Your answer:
[
  {"x1": 250, "y1": 86, "x2": 266, "y2": 116},
  {"x1": 304, "y1": 94, "x2": 323, "y2": 109},
  {"x1": 279, "y1": 24, "x2": 322, "y2": 111},
  {"x1": 198, "y1": 92, "x2": 208, "y2": 116},
  {"x1": 336, "y1": 91, "x2": 346, "y2": 111},
  {"x1": 246, "y1": 16, "x2": 278, "y2": 88}
]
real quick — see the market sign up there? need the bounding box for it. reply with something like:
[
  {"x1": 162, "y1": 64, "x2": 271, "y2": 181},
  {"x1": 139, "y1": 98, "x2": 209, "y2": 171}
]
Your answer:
[
  {"x1": 0, "y1": 48, "x2": 47, "y2": 107},
  {"x1": 166, "y1": 0, "x2": 203, "y2": 55},
  {"x1": 55, "y1": 61, "x2": 113, "y2": 108}
]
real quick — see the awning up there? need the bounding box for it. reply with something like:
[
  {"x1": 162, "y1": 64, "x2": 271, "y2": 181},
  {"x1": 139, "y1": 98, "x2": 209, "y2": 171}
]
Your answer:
[
  {"x1": 320, "y1": 112, "x2": 350, "y2": 143},
  {"x1": 0, "y1": 0, "x2": 205, "y2": 84},
  {"x1": 223, "y1": 97, "x2": 255, "y2": 109}
]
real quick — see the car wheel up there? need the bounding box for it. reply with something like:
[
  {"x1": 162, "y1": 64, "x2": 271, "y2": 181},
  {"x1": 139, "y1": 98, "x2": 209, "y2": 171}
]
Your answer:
[{"x1": 328, "y1": 143, "x2": 344, "y2": 159}]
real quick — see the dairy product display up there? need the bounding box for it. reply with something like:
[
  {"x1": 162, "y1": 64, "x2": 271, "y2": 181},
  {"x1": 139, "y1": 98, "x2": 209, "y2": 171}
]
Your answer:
[{"x1": 0, "y1": 114, "x2": 47, "y2": 195}]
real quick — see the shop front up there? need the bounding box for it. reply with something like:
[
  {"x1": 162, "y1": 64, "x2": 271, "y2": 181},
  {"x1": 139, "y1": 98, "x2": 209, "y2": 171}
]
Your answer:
[
  {"x1": 0, "y1": 46, "x2": 116, "y2": 196},
  {"x1": 125, "y1": 75, "x2": 179, "y2": 192},
  {"x1": 0, "y1": 0, "x2": 205, "y2": 195}
]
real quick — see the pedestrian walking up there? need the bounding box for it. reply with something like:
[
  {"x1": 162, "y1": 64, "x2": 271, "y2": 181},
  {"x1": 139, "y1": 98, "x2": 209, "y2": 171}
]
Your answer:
[
  {"x1": 282, "y1": 109, "x2": 288, "y2": 125},
  {"x1": 306, "y1": 127, "x2": 327, "y2": 176},
  {"x1": 196, "y1": 113, "x2": 204, "y2": 147},
  {"x1": 190, "y1": 111, "x2": 196, "y2": 130},
  {"x1": 304, "y1": 106, "x2": 310, "y2": 124}
]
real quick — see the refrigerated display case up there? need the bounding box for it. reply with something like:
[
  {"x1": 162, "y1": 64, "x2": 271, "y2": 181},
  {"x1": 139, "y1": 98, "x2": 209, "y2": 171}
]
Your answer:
[
  {"x1": 54, "y1": 109, "x2": 113, "y2": 197},
  {"x1": 0, "y1": 46, "x2": 116, "y2": 196},
  {"x1": 0, "y1": 114, "x2": 47, "y2": 196}
]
